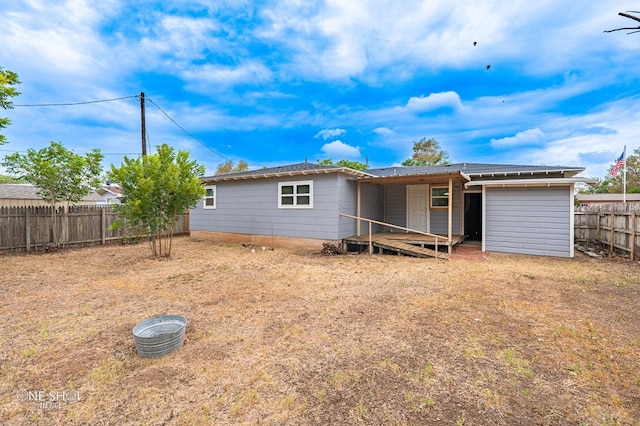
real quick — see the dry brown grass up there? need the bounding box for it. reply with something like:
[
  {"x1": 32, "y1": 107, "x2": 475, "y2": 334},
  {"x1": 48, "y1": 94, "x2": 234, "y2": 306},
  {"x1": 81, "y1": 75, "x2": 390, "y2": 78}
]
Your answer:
[{"x1": 1, "y1": 237, "x2": 639, "y2": 425}]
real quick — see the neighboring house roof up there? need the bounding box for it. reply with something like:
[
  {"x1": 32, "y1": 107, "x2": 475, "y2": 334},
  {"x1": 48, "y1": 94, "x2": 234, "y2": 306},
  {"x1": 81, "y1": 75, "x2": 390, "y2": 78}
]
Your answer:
[
  {"x1": 576, "y1": 193, "x2": 640, "y2": 203},
  {"x1": 97, "y1": 184, "x2": 123, "y2": 197},
  {"x1": 0, "y1": 184, "x2": 102, "y2": 202}
]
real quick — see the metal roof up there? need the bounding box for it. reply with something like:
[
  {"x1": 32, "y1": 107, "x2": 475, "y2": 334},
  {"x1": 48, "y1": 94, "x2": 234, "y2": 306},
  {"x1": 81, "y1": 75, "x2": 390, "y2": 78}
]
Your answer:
[
  {"x1": 365, "y1": 163, "x2": 585, "y2": 178},
  {"x1": 204, "y1": 162, "x2": 586, "y2": 183}
]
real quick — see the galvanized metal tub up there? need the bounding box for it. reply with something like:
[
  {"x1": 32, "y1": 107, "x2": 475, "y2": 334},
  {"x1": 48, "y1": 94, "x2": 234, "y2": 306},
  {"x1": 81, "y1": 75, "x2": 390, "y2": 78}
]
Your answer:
[{"x1": 132, "y1": 315, "x2": 187, "y2": 358}]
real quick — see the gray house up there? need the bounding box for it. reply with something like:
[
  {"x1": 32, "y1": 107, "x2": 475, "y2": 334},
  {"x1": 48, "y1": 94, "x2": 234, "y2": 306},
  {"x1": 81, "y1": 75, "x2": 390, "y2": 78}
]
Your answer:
[{"x1": 190, "y1": 162, "x2": 594, "y2": 258}]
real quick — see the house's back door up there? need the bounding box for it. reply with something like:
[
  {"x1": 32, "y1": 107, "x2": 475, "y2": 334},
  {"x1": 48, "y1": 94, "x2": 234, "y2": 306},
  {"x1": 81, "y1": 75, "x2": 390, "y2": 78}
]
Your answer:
[{"x1": 464, "y1": 193, "x2": 482, "y2": 241}]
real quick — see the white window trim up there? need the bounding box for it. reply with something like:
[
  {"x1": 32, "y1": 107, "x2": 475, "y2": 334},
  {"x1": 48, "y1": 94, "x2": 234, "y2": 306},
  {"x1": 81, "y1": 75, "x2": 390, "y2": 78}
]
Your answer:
[
  {"x1": 203, "y1": 185, "x2": 216, "y2": 209},
  {"x1": 430, "y1": 185, "x2": 449, "y2": 209},
  {"x1": 278, "y1": 180, "x2": 313, "y2": 209}
]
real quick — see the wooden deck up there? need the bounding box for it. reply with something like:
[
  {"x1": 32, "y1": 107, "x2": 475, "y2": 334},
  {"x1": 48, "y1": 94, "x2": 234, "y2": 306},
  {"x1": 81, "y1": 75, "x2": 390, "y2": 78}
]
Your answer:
[{"x1": 342, "y1": 233, "x2": 464, "y2": 259}]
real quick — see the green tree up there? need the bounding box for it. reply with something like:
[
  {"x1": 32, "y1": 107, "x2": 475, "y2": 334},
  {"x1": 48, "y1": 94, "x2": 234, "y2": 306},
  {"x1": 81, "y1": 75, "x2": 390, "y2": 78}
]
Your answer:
[
  {"x1": 2, "y1": 141, "x2": 104, "y2": 244},
  {"x1": 108, "y1": 143, "x2": 205, "y2": 257},
  {"x1": 0, "y1": 174, "x2": 26, "y2": 183},
  {"x1": 578, "y1": 178, "x2": 614, "y2": 194},
  {"x1": 402, "y1": 137, "x2": 450, "y2": 166},
  {"x1": 0, "y1": 67, "x2": 21, "y2": 145},
  {"x1": 215, "y1": 160, "x2": 249, "y2": 175},
  {"x1": 318, "y1": 158, "x2": 369, "y2": 170},
  {"x1": 582, "y1": 147, "x2": 640, "y2": 194}
]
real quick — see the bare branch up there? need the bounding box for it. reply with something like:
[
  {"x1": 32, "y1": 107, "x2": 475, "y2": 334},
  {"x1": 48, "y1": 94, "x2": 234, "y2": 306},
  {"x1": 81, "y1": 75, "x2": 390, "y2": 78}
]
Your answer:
[
  {"x1": 605, "y1": 11, "x2": 640, "y2": 33},
  {"x1": 604, "y1": 26, "x2": 640, "y2": 33},
  {"x1": 620, "y1": 12, "x2": 640, "y2": 23}
]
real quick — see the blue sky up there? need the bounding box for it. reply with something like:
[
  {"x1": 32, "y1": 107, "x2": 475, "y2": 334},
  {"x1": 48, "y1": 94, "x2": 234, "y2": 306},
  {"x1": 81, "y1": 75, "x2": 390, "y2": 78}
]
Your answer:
[{"x1": 1, "y1": 1, "x2": 639, "y2": 178}]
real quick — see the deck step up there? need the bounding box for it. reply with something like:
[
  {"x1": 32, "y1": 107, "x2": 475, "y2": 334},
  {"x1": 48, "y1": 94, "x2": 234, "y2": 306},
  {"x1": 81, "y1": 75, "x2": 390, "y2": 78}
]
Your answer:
[{"x1": 374, "y1": 238, "x2": 449, "y2": 259}]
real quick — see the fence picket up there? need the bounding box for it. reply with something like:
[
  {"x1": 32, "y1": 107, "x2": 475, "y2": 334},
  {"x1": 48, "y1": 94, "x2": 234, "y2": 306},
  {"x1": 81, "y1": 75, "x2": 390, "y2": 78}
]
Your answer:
[
  {"x1": 0, "y1": 205, "x2": 189, "y2": 253},
  {"x1": 575, "y1": 203, "x2": 640, "y2": 260}
]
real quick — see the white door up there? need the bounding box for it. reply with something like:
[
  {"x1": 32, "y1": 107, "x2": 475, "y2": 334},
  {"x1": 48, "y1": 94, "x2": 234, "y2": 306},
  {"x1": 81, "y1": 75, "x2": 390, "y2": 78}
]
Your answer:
[{"x1": 407, "y1": 185, "x2": 429, "y2": 232}]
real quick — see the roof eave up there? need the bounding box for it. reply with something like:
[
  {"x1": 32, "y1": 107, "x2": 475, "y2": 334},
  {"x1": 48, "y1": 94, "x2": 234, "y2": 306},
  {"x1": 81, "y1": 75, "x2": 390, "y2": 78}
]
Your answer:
[
  {"x1": 467, "y1": 168, "x2": 585, "y2": 178},
  {"x1": 465, "y1": 177, "x2": 597, "y2": 188}
]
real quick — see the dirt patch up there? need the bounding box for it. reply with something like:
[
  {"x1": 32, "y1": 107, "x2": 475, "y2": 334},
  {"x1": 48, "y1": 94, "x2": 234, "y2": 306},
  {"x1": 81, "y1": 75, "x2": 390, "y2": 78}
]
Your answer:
[{"x1": 1, "y1": 237, "x2": 639, "y2": 425}]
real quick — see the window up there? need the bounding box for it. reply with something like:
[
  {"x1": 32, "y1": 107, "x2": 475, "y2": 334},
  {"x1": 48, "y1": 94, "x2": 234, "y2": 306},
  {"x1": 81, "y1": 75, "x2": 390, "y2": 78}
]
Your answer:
[
  {"x1": 203, "y1": 185, "x2": 216, "y2": 209},
  {"x1": 278, "y1": 181, "x2": 313, "y2": 208},
  {"x1": 430, "y1": 186, "x2": 449, "y2": 208}
]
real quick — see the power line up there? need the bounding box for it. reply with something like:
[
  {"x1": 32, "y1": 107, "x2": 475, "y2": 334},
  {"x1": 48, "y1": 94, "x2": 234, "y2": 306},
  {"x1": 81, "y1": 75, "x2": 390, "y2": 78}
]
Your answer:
[
  {"x1": 145, "y1": 96, "x2": 234, "y2": 165},
  {"x1": 10, "y1": 93, "x2": 235, "y2": 165},
  {"x1": 13, "y1": 95, "x2": 138, "y2": 107}
]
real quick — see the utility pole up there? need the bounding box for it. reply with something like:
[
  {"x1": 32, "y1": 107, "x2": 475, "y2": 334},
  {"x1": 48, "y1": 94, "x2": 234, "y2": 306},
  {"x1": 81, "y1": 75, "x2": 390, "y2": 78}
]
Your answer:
[{"x1": 140, "y1": 92, "x2": 147, "y2": 156}]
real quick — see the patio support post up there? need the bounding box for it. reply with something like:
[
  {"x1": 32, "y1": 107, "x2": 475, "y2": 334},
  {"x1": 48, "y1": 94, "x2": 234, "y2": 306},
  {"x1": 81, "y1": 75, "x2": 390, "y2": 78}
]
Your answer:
[
  {"x1": 369, "y1": 221, "x2": 373, "y2": 254},
  {"x1": 448, "y1": 177, "x2": 453, "y2": 256}
]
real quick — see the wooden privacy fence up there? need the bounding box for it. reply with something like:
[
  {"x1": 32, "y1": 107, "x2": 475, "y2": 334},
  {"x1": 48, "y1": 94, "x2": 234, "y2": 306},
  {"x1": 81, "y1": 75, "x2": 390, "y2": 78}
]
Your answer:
[
  {"x1": 0, "y1": 205, "x2": 190, "y2": 253},
  {"x1": 575, "y1": 203, "x2": 640, "y2": 260}
]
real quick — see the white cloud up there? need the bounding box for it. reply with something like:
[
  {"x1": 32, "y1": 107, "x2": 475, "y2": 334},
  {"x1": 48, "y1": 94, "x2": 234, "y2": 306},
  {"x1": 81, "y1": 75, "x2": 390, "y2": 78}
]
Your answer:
[
  {"x1": 315, "y1": 128, "x2": 346, "y2": 140},
  {"x1": 258, "y1": 2, "x2": 636, "y2": 83},
  {"x1": 374, "y1": 127, "x2": 395, "y2": 136},
  {"x1": 490, "y1": 128, "x2": 546, "y2": 148},
  {"x1": 404, "y1": 91, "x2": 464, "y2": 113},
  {"x1": 182, "y1": 62, "x2": 273, "y2": 87},
  {"x1": 2, "y1": 0, "x2": 115, "y2": 78},
  {"x1": 321, "y1": 140, "x2": 361, "y2": 158},
  {"x1": 139, "y1": 15, "x2": 220, "y2": 61}
]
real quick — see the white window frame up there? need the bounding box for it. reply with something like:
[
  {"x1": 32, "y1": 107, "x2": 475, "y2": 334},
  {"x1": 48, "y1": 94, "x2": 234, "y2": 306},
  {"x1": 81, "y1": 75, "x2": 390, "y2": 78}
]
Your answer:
[
  {"x1": 278, "y1": 180, "x2": 313, "y2": 209},
  {"x1": 203, "y1": 185, "x2": 216, "y2": 209},
  {"x1": 430, "y1": 185, "x2": 449, "y2": 209}
]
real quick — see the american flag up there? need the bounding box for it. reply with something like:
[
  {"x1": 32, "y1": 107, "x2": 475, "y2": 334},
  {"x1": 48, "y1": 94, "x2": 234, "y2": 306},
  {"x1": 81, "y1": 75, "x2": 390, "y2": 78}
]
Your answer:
[{"x1": 610, "y1": 149, "x2": 625, "y2": 177}]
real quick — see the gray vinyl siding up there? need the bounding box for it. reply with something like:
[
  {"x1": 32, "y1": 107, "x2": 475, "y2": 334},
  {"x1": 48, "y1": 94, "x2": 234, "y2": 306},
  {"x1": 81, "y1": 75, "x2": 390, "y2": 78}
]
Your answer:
[
  {"x1": 337, "y1": 180, "x2": 383, "y2": 236},
  {"x1": 358, "y1": 183, "x2": 383, "y2": 233},
  {"x1": 429, "y1": 182, "x2": 462, "y2": 235},
  {"x1": 190, "y1": 174, "x2": 345, "y2": 240},
  {"x1": 384, "y1": 184, "x2": 407, "y2": 228},
  {"x1": 484, "y1": 186, "x2": 571, "y2": 257},
  {"x1": 384, "y1": 183, "x2": 461, "y2": 234},
  {"x1": 338, "y1": 177, "x2": 357, "y2": 238}
]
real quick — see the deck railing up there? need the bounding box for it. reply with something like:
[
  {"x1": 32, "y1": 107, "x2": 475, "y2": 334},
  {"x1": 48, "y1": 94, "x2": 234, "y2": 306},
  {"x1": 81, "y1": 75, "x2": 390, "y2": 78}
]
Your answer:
[{"x1": 340, "y1": 213, "x2": 447, "y2": 254}]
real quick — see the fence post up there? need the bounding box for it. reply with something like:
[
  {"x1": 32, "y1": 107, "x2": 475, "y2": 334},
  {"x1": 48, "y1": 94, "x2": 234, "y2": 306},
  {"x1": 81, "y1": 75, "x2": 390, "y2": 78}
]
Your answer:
[
  {"x1": 632, "y1": 211, "x2": 636, "y2": 261},
  {"x1": 101, "y1": 208, "x2": 106, "y2": 245},
  {"x1": 25, "y1": 208, "x2": 31, "y2": 253}
]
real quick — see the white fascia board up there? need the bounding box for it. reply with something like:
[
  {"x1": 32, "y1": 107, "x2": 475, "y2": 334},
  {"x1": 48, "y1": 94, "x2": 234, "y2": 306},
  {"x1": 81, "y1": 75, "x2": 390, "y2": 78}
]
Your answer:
[
  {"x1": 468, "y1": 168, "x2": 585, "y2": 178},
  {"x1": 464, "y1": 177, "x2": 597, "y2": 188}
]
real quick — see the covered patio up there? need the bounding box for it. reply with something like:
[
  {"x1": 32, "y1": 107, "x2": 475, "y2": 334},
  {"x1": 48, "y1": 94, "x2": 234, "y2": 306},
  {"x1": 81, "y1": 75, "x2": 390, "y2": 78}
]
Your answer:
[{"x1": 342, "y1": 169, "x2": 472, "y2": 259}]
